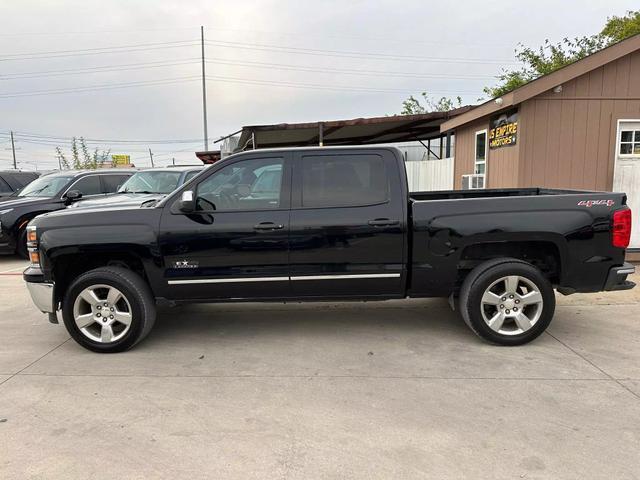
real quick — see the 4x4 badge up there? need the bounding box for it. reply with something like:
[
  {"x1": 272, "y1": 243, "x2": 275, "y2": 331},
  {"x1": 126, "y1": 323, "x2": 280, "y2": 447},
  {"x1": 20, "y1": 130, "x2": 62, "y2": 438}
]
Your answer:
[{"x1": 577, "y1": 199, "x2": 615, "y2": 207}]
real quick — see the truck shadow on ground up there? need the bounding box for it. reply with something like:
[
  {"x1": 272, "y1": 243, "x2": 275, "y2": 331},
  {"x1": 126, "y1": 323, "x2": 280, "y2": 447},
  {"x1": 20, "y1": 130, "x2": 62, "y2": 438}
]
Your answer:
[{"x1": 147, "y1": 299, "x2": 475, "y2": 346}]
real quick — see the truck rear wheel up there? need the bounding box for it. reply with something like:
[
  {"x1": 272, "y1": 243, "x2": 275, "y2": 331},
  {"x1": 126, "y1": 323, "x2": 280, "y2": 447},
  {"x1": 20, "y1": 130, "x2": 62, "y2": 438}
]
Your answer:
[
  {"x1": 61, "y1": 267, "x2": 156, "y2": 353},
  {"x1": 459, "y1": 258, "x2": 555, "y2": 346}
]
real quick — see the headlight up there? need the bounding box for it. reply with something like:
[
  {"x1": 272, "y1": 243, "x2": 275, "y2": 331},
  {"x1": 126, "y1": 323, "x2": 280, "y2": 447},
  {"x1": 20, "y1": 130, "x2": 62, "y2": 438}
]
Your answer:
[
  {"x1": 26, "y1": 225, "x2": 40, "y2": 267},
  {"x1": 27, "y1": 225, "x2": 38, "y2": 245}
]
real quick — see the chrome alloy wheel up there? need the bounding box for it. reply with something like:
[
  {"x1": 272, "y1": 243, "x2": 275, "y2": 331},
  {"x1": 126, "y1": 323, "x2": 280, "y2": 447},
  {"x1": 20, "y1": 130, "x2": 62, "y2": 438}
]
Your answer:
[
  {"x1": 480, "y1": 275, "x2": 544, "y2": 336},
  {"x1": 72, "y1": 284, "x2": 133, "y2": 343}
]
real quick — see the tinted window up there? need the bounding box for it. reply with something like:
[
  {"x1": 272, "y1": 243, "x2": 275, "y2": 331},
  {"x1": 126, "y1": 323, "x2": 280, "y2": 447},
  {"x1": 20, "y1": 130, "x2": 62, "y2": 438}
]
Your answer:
[
  {"x1": 71, "y1": 176, "x2": 102, "y2": 196},
  {"x1": 18, "y1": 175, "x2": 73, "y2": 197},
  {"x1": 11, "y1": 173, "x2": 39, "y2": 188},
  {"x1": 196, "y1": 158, "x2": 283, "y2": 211},
  {"x1": 119, "y1": 171, "x2": 182, "y2": 194},
  {"x1": 102, "y1": 174, "x2": 131, "y2": 193},
  {"x1": 301, "y1": 154, "x2": 388, "y2": 208},
  {"x1": 0, "y1": 177, "x2": 12, "y2": 194},
  {"x1": 183, "y1": 170, "x2": 201, "y2": 183}
]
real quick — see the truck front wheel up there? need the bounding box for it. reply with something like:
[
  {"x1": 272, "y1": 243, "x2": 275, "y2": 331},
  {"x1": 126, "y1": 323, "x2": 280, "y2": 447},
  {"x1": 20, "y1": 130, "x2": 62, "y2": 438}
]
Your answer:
[
  {"x1": 459, "y1": 258, "x2": 555, "y2": 346},
  {"x1": 61, "y1": 267, "x2": 156, "y2": 353}
]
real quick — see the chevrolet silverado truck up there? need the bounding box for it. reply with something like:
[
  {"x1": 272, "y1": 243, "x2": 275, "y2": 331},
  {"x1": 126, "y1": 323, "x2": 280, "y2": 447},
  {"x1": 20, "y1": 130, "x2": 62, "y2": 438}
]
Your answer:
[{"x1": 22, "y1": 146, "x2": 635, "y2": 352}]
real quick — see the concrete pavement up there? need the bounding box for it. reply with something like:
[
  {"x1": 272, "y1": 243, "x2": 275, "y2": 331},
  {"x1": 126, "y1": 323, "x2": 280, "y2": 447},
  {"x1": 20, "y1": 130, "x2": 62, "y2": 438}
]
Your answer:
[{"x1": 1, "y1": 256, "x2": 639, "y2": 479}]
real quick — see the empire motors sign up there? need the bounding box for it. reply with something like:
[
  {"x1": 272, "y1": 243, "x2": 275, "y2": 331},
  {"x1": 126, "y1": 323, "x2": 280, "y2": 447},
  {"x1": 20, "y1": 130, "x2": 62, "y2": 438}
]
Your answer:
[{"x1": 489, "y1": 108, "x2": 518, "y2": 149}]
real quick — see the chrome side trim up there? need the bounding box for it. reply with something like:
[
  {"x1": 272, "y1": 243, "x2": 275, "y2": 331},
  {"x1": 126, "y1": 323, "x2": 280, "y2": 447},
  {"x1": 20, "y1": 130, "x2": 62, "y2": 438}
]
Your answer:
[
  {"x1": 168, "y1": 276, "x2": 289, "y2": 285},
  {"x1": 290, "y1": 273, "x2": 400, "y2": 281},
  {"x1": 26, "y1": 282, "x2": 55, "y2": 313},
  {"x1": 167, "y1": 273, "x2": 401, "y2": 285}
]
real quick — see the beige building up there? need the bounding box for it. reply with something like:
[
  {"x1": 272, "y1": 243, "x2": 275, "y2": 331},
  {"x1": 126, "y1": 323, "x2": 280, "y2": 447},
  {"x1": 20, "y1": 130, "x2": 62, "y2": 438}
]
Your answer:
[{"x1": 441, "y1": 33, "x2": 640, "y2": 251}]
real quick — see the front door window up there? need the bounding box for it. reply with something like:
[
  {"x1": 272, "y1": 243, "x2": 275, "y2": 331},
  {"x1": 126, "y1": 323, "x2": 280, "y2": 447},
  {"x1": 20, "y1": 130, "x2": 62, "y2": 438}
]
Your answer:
[{"x1": 195, "y1": 158, "x2": 284, "y2": 211}]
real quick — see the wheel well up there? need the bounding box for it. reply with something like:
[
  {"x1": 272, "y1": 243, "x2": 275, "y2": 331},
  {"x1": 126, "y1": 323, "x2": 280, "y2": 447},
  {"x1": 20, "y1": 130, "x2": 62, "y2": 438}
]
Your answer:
[
  {"x1": 52, "y1": 252, "x2": 147, "y2": 306},
  {"x1": 456, "y1": 241, "x2": 561, "y2": 290}
]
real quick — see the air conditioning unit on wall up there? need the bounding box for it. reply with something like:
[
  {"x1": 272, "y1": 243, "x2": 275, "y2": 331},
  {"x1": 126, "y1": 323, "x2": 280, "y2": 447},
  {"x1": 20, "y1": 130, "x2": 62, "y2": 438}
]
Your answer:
[{"x1": 461, "y1": 174, "x2": 485, "y2": 190}]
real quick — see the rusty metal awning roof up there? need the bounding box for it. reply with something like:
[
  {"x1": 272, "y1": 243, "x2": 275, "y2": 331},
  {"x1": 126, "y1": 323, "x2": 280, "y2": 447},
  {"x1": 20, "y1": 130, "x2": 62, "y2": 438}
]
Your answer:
[
  {"x1": 194, "y1": 150, "x2": 221, "y2": 164},
  {"x1": 229, "y1": 106, "x2": 472, "y2": 151}
]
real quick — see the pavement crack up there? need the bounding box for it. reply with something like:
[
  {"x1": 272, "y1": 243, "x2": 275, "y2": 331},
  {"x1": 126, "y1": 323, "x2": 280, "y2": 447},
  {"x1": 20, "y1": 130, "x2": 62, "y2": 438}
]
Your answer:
[
  {"x1": 0, "y1": 337, "x2": 71, "y2": 389},
  {"x1": 546, "y1": 331, "x2": 640, "y2": 401}
]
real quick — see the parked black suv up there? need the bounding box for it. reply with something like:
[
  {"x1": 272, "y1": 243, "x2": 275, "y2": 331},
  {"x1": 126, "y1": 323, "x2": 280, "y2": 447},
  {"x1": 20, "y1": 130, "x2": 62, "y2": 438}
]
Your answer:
[
  {"x1": 0, "y1": 170, "x2": 40, "y2": 199},
  {"x1": 68, "y1": 166, "x2": 204, "y2": 209},
  {"x1": 0, "y1": 169, "x2": 134, "y2": 257}
]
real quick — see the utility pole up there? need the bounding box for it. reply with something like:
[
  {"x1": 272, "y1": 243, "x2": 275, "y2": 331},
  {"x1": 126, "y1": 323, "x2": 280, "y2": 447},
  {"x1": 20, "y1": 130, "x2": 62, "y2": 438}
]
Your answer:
[
  {"x1": 200, "y1": 25, "x2": 209, "y2": 152},
  {"x1": 148, "y1": 148, "x2": 155, "y2": 167},
  {"x1": 10, "y1": 131, "x2": 17, "y2": 169}
]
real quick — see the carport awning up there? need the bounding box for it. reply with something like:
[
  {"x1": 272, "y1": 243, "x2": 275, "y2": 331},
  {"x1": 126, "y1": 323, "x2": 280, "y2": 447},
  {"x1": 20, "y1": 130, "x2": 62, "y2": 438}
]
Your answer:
[{"x1": 229, "y1": 106, "x2": 472, "y2": 151}]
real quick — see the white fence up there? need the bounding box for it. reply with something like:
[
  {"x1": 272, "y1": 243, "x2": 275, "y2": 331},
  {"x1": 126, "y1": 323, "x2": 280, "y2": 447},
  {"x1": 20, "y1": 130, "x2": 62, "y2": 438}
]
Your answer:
[{"x1": 404, "y1": 157, "x2": 454, "y2": 192}]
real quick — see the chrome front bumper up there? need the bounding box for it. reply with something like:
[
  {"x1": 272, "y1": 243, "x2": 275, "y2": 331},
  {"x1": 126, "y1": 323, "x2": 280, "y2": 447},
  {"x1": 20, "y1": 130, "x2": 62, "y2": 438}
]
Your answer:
[{"x1": 26, "y1": 281, "x2": 55, "y2": 314}]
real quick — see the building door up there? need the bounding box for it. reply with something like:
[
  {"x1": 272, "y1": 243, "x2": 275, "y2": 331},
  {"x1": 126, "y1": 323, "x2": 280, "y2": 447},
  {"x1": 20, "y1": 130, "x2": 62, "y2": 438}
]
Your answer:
[{"x1": 614, "y1": 120, "x2": 640, "y2": 249}]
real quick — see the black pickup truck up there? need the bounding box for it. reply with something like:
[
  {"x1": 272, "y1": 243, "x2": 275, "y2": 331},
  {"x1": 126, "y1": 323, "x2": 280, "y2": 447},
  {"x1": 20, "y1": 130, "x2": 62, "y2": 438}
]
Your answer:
[{"x1": 23, "y1": 146, "x2": 635, "y2": 352}]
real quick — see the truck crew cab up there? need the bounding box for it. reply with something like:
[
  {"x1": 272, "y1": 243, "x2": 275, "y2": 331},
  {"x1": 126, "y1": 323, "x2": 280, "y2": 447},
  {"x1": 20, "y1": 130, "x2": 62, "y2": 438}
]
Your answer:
[{"x1": 23, "y1": 147, "x2": 634, "y2": 352}]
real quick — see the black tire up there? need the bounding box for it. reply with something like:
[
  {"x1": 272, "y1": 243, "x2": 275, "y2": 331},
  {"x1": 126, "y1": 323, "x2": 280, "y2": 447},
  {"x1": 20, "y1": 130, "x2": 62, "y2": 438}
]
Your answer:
[
  {"x1": 459, "y1": 258, "x2": 555, "y2": 346},
  {"x1": 16, "y1": 227, "x2": 28, "y2": 259},
  {"x1": 62, "y1": 267, "x2": 156, "y2": 353}
]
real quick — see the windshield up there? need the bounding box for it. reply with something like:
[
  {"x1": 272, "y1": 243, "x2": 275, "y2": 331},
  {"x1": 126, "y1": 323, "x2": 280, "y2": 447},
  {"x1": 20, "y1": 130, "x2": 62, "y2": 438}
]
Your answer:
[
  {"x1": 118, "y1": 171, "x2": 182, "y2": 194},
  {"x1": 18, "y1": 176, "x2": 73, "y2": 197}
]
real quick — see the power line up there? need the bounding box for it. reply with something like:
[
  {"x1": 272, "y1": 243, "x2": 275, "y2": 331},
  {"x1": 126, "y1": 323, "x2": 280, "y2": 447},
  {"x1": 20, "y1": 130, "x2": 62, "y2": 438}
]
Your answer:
[
  {"x1": 0, "y1": 41, "x2": 200, "y2": 62},
  {"x1": 0, "y1": 56, "x2": 495, "y2": 83},
  {"x1": 0, "y1": 76, "x2": 201, "y2": 98},
  {"x1": 204, "y1": 58, "x2": 496, "y2": 80},
  {"x1": 205, "y1": 39, "x2": 518, "y2": 65},
  {"x1": 0, "y1": 70, "x2": 482, "y2": 99},
  {"x1": 12, "y1": 134, "x2": 205, "y2": 145},
  {"x1": 205, "y1": 74, "x2": 479, "y2": 95},
  {"x1": 0, "y1": 39, "x2": 198, "y2": 58},
  {"x1": 13, "y1": 140, "x2": 201, "y2": 152},
  {"x1": 0, "y1": 59, "x2": 201, "y2": 80},
  {"x1": 0, "y1": 27, "x2": 197, "y2": 37}
]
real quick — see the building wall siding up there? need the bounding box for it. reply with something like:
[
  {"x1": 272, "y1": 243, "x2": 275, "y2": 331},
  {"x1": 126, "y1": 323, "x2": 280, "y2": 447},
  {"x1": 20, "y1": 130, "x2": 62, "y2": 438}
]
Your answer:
[
  {"x1": 453, "y1": 49, "x2": 640, "y2": 191},
  {"x1": 519, "y1": 50, "x2": 640, "y2": 190}
]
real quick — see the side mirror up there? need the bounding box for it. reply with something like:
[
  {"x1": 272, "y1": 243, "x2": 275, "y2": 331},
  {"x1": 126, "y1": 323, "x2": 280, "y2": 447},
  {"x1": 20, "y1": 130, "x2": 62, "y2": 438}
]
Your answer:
[
  {"x1": 64, "y1": 190, "x2": 83, "y2": 204},
  {"x1": 178, "y1": 190, "x2": 195, "y2": 213}
]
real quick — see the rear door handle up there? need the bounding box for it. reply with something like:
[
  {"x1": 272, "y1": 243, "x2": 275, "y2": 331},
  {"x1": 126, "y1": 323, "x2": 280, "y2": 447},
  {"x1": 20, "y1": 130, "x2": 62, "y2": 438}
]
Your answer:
[
  {"x1": 254, "y1": 222, "x2": 284, "y2": 231},
  {"x1": 368, "y1": 218, "x2": 399, "y2": 227}
]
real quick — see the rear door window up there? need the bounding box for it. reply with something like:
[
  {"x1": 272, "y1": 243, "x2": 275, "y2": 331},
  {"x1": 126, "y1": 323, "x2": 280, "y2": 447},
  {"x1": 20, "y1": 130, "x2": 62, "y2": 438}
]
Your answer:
[
  {"x1": 300, "y1": 154, "x2": 389, "y2": 208},
  {"x1": 101, "y1": 174, "x2": 131, "y2": 193},
  {"x1": 70, "y1": 176, "x2": 102, "y2": 196}
]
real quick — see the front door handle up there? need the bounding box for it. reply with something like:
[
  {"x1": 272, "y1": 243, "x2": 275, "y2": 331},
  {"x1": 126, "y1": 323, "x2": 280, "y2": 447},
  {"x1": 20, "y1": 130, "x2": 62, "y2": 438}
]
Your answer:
[
  {"x1": 368, "y1": 218, "x2": 399, "y2": 227},
  {"x1": 254, "y1": 222, "x2": 284, "y2": 231}
]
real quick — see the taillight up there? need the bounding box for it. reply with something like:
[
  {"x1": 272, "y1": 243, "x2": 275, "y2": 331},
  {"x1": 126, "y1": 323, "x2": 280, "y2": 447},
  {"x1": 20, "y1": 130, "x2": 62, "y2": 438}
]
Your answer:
[{"x1": 612, "y1": 208, "x2": 632, "y2": 248}]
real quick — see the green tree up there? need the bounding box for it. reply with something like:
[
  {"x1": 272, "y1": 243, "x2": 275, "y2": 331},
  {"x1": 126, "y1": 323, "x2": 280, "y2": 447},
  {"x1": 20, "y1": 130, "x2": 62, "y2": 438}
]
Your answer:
[
  {"x1": 400, "y1": 92, "x2": 463, "y2": 115},
  {"x1": 484, "y1": 10, "x2": 640, "y2": 98},
  {"x1": 55, "y1": 147, "x2": 70, "y2": 170},
  {"x1": 55, "y1": 137, "x2": 110, "y2": 169}
]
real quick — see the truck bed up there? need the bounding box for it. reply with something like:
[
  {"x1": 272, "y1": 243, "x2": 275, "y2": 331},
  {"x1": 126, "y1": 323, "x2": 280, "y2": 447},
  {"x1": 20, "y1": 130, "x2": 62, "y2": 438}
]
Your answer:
[{"x1": 410, "y1": 188, "x2": 594, "y2": 202}]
